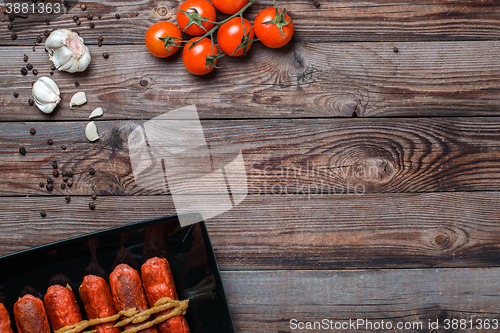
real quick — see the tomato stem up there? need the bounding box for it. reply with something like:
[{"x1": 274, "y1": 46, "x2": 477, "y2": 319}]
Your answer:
[{"x1": 186, "y1": 0, "x2": 257, "y2": 49}]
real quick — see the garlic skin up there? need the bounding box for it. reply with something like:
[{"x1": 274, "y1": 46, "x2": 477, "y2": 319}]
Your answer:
[
  {"x1": 70, "y1": 92, "x2": 87, "y2": 108},
  {"x1": 45, "y1": 29, "x2": 91, "y2": 73},
  {"x1": 32, "y1": 77, "x2": 61, "y2": 114},
  {"x1": 85, "y1": 121, "x2": 100, "y2": 142},
  {"x1": 89, "y1": 107, "x2": 104, "y2": 119}
]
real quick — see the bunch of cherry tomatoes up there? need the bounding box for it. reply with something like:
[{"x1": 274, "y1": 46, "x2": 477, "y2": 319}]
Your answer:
[{"x1": 144, "y1": 0, "x2": 294, "y2": 75}]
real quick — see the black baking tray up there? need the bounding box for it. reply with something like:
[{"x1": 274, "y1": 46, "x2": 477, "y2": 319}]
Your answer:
[{"x1": 0, "y1": 214, "x2": 234, "y2": 333}]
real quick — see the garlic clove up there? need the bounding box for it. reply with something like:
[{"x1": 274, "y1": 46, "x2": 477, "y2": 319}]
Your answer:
[
  {"x1": 70, "y1": 92, "x2": 87, "y2": 109},
  {"x1": 32, "y1": 76, "x2": 61, "y2": 114},
  {"x1": 35, "y1": 99, "x2": 59, "y2": 114},
  {"x1": 89, "y1": 107, "x2": 104, "y2": 119},
  {"x1": 85, "y1": 121, "x2": 100, "y2": 142},
  {"x1": 45, "y1": 29, "x2": 69, "y2": 49}
]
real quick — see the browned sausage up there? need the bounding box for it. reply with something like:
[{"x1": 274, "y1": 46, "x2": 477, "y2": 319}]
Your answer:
[
  {"x1": 0, "y1": 302, "x2": 13, "y2": 333},
  {"x1": 44, "y1": 284, "x2": 83, "y2": 331},
  {"x1": 79, "y1": 275, "x2": 121, "y2": 333},
  {"x1": 109, "y1": 264, "x2": 158, "y2": 333},
  {"x1": 141, "y1": 257, "x2": 190, "y2": 333},
  {"x1": 13, "y1": 294, "x2": 51, "y2": 333}
]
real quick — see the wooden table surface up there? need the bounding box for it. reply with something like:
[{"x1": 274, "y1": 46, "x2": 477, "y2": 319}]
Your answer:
[{"x1": 2, "y1": 0, "x2": 500, "y2": 332}]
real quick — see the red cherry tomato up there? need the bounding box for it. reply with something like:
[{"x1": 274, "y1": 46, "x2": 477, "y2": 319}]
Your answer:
[
  {"x1": 210, "y1": 0, "x2": 248, "y2": 15},
  {"x1": 254, "y1": 7, "x2": 294, "y2": 48},
  {"x1": 182, "y1": 37, "x2": 218, "y2": 75},
  {"x1": 145, "y1": 22, "x2": 182, "y2": 58},
  {"x1": 177, "y1": 0, "x2": 216, "y2": 36},
  {"x1": 217, "y1": 17, "x2": 254, "y2": 56}
]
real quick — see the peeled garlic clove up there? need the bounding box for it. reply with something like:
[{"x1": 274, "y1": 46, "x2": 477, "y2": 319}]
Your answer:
[
  {"x1": 89, "y1": 107, "x2": 104, "y2": 119},
  {"x1": 32, "y1": 77, "x2": 61, "y2": 114},
  {"x1": 70, "y1": 92, "x2": 87, "y2": 109},
  {"x1": 45, "y1": 29, "x2": 91, "y2": 73},
  {"x1": 85, "y1": 121, "x2": 99, "y2": 142}
]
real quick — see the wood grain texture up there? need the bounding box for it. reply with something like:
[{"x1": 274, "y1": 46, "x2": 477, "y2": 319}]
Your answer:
[
  {"x1": 1, "y1": 40, "x2": 500, "y2": 120},
  {"x1": 1, "y1": 192, "x2": 500, "y2": 270},
  {"x1": 1, "y1": 118, "x2": 500, "y2": 196},
  {"x1": 2, "y1": 0, "x2": 500, "y2": 45},
  {"x1": 222, "y1": 268, "x2": 500, "y2": 333}
]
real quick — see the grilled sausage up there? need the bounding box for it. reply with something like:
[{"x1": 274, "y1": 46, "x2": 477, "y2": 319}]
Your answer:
[
  {"x1": 141, "y1": 257, "x2": 190, "y2": 333},
  {"x1": 0, "y1": 302, "x2": 13, "y2": 333},
  {"x1": 79, "y1": 275, "x2": 121, "y2": 333},
  {"x1": 109, "y1": 264, "x2": 158, "y2": 333},
  {"x1": 44, "y1": 284, "x2": 82, "y2": 331},
  {"x1": 13, "y1": 294, "x2": 51, "y2": 333}
]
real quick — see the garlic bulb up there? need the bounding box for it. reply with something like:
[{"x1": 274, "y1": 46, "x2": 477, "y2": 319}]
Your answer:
[
  {"x1": 32, "y1": 77, "x2": 61, "y2": 114},
  {"x1": 45, "y1": 29, "x2": 91, "y2": 73},
  {"x1": 70, "y1": 92, "x2": 87, "y2": 108},
  {"x1": 85, "y1": 121, "x2": 100, "y2": 142}
]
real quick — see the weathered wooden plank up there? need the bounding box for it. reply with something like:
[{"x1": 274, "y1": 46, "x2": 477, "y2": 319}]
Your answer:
[
  {"x1": 2, "y1": 0, "x2": 500, "y2": 45},
  {"x1": 1, "y1": 192, "x2": 500, "y2": 270},
  {"x1": 222, "y1": 268, "x2": 500, "y2": 333},
  {"x1": 1, "y1": 40, "x2": 500, "y2": 120},
  {"x1": 0, "y1": 118, "x2": 500, "y2": 196}
]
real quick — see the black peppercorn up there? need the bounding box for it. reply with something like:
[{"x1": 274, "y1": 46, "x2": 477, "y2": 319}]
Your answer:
[
  {"x1": 60, "y1": 183, "x2": 66, "y2": 189},
  {"x1": 97, "y1": 41, "x2": 102, "y2": 47},
  {"x1": 80, "y1": 4, "x2": 86, "y2": 10},
  {"x1": 61, "y1": 145, "x2": 66, "y2": 150},
  {"x1": 67, "y1": 171, "x2": 73, "y2": 177},
  {"x1": 30, "y1": 128, "x2": 36, "y2": 135},
  {"x1": 26, "y1": 63, "x2": 33, "y2": 70},
  {"x1": 314, "y1": 1, "x2": 320, "y2": 7},
  {"x1": 50, "y1": 71, "x2": 54, "y2": 75},
  {"x1": 76, "y1": 20, "x2": 81, "y2": 25},
  {"x1": 23, "y1": 54, "x2": 28, "y2": 62},
  {"x1": 53, "y1": 169, "x2": 59, "y2": 177},
  {"x1": 39, "y1": 181, "x2": 44, "y2": 187},
  {"x1": 62, "y1": 176, "x2": 68, "y2": 182},
  {"x1": 73, "y1": 15, "x2": 79, "y2": 21},
  {"x1": 40, "y1": 210, "x2": 47, "y2": 217},
  {"x1": 115, "y1": 13, "x2": 120, "y2": 19},
  {"x1": 47, "y1": 178, "x2": 53, "y2": 184},
  {"x1": 11, "y1": 32, "x2": 17, "y2": 40},
  {"x1": 52, "y1": 161, "x2": 58, "y2": 169},
  {"x1": 67, "y1": 180, "x2": 73, "y2": 187},
  {"x1": 65, "y1": 195, "x2": 71, "y2": 203},
  {"x1": 19, "y1": 147, "x2": 26, "y2": 155},
  {"x1": 89, "y1": 22, "x2": 95, "y2": 29},
  {"x1": 47, "y1": 138, "x2": 53, "y2": 145},
  {"x1": 50, "y1": 64, "x2": 56, "y2": 71},
  {"x1": 28, "y1": 98, "x2": 34, "y2": 106},
  {"x1": 102, "y1": 53, "x2": 109, "y2": 59},
  {"x1": 36, "y1": 36, "x2": 42, "y2": 43},
  {"x1": 32, "y1": 69, "x2": 38, "y2": 75},
  {"x1": 140, "y1": 79, "x2": 148, "y2": 87},
  {"x1": 63, "y1": 0, "x2": 69, "y2": 8},
  {"x1": 75, "y1": 81, "x2": 79, "y2": 87},
  {"x1": 98, "y1": 35, "x2": 103, "y2": 41},
  {"x1": 13, "y1": 92, "x2": 19, "y2": 98},
  {"x1": 7, "y1": 23, "x2": 13, "y2": 30},
  {"x1": 46, "y1": 184, "x2": 53, "y2": 191},
  {"x1": 21, "y1": 68, "x2": 28, "y2": 75},
  {"x1": 91, "y1": 193, "x2": 97, "y2": 200},
  {"x1": 89, "y1": 202, "x2": 95, "y2": 210},
  {"x1": 89, "y1": 168, "x2": 95, "y2": 175},
  {"x1": 44, "y1": 30, "x2": 50, "y2": 36},
  {"x1": 393, "y1": 47, "x2": 399, "y2": 53},
  {"x1": 98, "y1": 15, "x2": 101, "y2": 19},
  {"x1": 87, "y1": 13, "x2": 93, "y2": 20}
]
